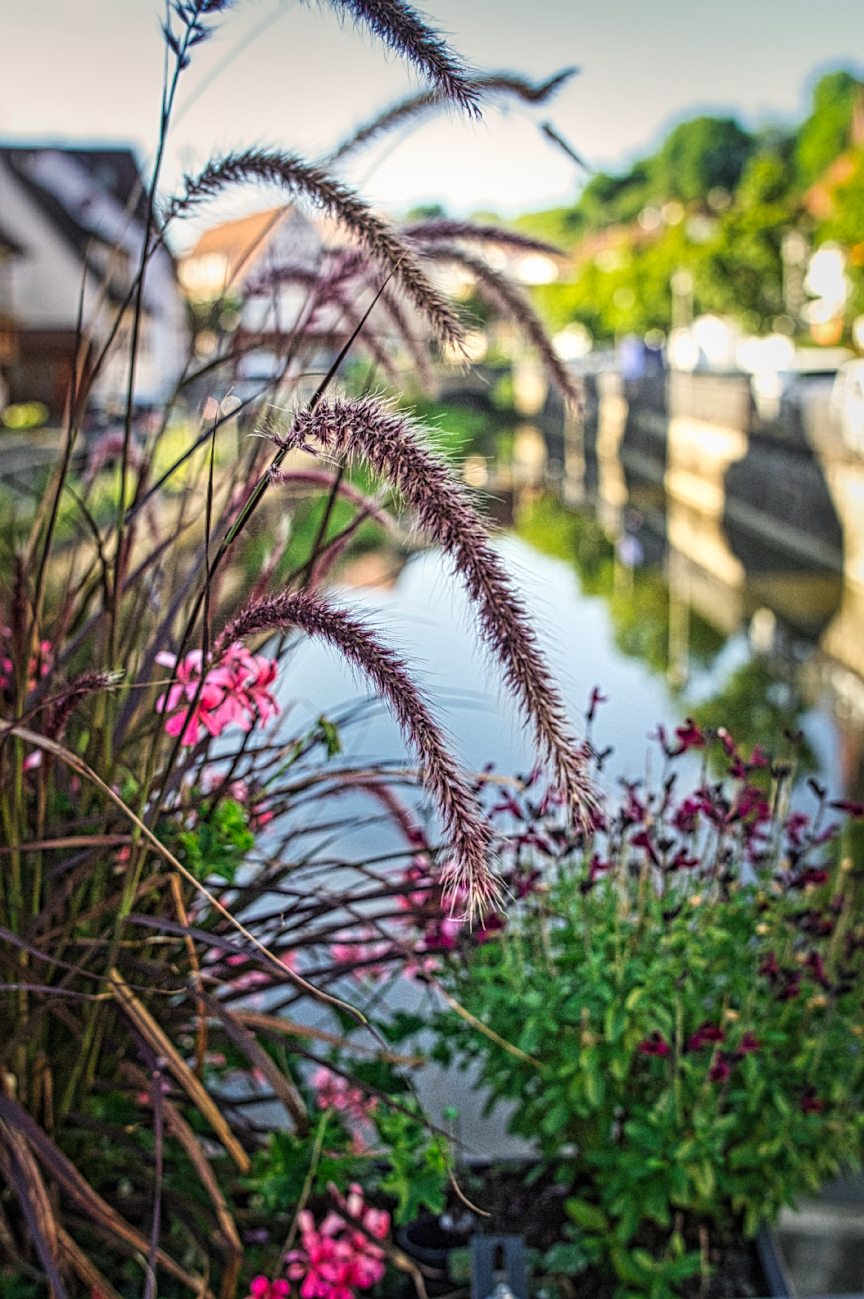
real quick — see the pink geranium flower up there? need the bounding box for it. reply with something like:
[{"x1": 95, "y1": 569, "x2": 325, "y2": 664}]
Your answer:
[
  {"x1": 155, "y1": 642, "x2": 280, "y2": 745},
  {"x1": 286, "y1": 1190, "x2": 390, "y2": 1299},
  {"x1": 246, "y1": 1278, "x2": 289, "y2": 1299}
]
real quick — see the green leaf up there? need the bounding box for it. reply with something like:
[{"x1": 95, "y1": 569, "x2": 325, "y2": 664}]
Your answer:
[{"x1": 565, "y1": 1198, "x2": 608, "y2": 1233}]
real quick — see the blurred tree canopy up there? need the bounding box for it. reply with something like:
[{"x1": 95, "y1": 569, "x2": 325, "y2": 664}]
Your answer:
[{"x1": 513, "y1": 69, "x2": 864, "y2": 343}]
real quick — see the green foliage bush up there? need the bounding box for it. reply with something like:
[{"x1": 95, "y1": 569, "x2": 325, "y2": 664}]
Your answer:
[{"x1": 424, "y1": 736, "x2": 864, "y2": 1298}]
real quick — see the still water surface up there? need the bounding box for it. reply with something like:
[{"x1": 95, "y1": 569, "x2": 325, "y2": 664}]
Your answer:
[{"x1": 281, "y1": 523, "x2": 839, "y2": 801}]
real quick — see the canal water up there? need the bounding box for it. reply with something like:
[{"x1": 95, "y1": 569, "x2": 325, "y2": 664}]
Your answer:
[{"x1": 281, "y1": 498, "x2": 841, "y2": 808}]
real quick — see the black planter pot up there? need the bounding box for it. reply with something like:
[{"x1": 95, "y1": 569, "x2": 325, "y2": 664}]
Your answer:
[{"x1": 397, "y1": 1215, "x2": 473, "y2": 1295}]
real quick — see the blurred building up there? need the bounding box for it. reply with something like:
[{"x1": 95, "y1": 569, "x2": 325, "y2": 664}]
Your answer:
[{"x1": 0, "y1": 146, "x2": 188, "y2": 418}]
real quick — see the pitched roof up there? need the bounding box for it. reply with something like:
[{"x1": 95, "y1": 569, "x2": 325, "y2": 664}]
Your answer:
[
  {"x1": 0, "y1": 146, "x2": 149, "y2": 262},
  {"x1": 0, "y1": 218, "x2": 24, "y2": 256},
  {"x1": 185, "y1": 206, "x2": 290, "y2": 286}
]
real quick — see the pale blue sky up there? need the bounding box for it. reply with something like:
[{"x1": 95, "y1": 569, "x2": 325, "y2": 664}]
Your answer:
[{"x1": 1, "y1": 0, "x2": 862, "y2": 232}]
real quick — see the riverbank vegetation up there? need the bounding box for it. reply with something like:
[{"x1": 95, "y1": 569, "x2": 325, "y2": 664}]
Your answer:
[{"x1": 513, "y1": 69, "x2": 864, "y2": 342}]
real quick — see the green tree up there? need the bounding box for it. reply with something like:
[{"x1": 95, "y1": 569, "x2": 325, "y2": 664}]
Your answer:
[
  {"x1": 795, "y1": 70, "x2": 860, "y2": 188},
  {"x1": 697, "y1": 150, "x2": 796, "y2": 328},
  {"x1": 652, "y1": 116, "x2": 755, "y2": 202}
]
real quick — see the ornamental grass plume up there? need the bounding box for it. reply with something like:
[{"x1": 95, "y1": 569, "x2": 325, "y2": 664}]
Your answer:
[
  {"x1": 418, "y1": 242, "x2": 583, "y2": 408},
  {"x1": 402, "y1": 218, "x2": 563, "y2": 254},
  {"x1": 278, "y1": 399, "x2": 598, "y2": 824},
  {"x1": 0, "y1": 0, "x2": 602, "y2": 1290},
  {"x1": 329, "y1": 67, "x2": 577, "y2": 163},
  {"x1": 163, "y1": 149, "x2": 465, "y2": 352},
  {"x1": 324, "y1": 0, "x2": 481, "y2": 114},
  {"x1": 216, "y1": 589, "x2": 497, "y2": 914}
]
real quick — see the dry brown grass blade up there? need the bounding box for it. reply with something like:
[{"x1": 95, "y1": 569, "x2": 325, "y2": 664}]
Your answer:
[
  {"x1": 0, "y1": 1115, "x2": 66, "y2": 1299},
  {"x1": 120, "y1": 1062, "x2": 242, "y2": 1299},
  {"x1": 0, "y1": 835, "x2": 131, "y2": 855},
  {"x1": 169, "y1": 873, "x2": 208, "y2": 1078},
  {"x1": 0, "y1": 1094, "x2": 214, "y2": 1296},
  {"x1": 234, "y1": 1011, "x2": 423, "y2": 1064},
  {"x1": 201, "y1": 992, "x2": 309, "y2": 1135},
  {"x1": 57, "y1": 1227, "x2": 125, "y2": 1299},
  {"x1": 4, "y1": 723, "x2": 368, "y2": 1027},
  {"x1": 109, "y1": 969, "x2": 250, "y2": 1173}
]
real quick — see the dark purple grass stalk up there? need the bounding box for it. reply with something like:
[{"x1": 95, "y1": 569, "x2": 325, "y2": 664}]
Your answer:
[
  {"x1": 214, "y1": 590, "x2": 497, "y2": 915},
  {"x1": 247, "y1": 249, "x2": 434, "y2": 386},
  {"x1": 162, "y1": 149, "x2": 464, "y2": 352},
  {"x1": 280, "y1": 398, "x2": 598, "y2": 824}
]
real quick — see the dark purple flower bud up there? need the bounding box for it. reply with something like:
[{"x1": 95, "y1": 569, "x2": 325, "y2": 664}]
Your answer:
[
  {"x1": 588, "y1": 854, "x2": 610, "y2": 883},
  {"x1": 672, "y1": 718, "x2": 706, "y2": 756},
  {"x1": 686, "y1": 1022, "x2": 725, "y2": 1052},
  {"x1": 736, "y1": 1031, "x2": 760, "y2": 1055},
  {"x1": 759, "y1": 951, "x2": 779, "y2": 980},
  {"x1": 475, "y1": 913, "x2": 506, "y2": 943},
  {"x1": 831, "y1": 799, "x2": 864, "y2": 819},
  {"x1": 785, "y1": 812, "x2": 810, "y2": 848},
  {"x1": 708, "y1": 1057, "x2": 730, "y2": 1082},
  {"x1": 638, "y1": 1032, "x2": 669, "y2": 1057},
  {"x1": 621, "y1": 783, "x2": 646, "y2": 826},
  {"x1": 800, "y1": 1090, "x2": 825, "y2": 1113},
  {"x1": 669, "y1": 848, "x2": 700, "y2": 871},
  {"x1": 805, "y1": 951, "x2": 830, "y2": 987},
  {"x1": 587, "y1": 686, "x2": 608, "y2": 723},
  {"x1": 716, "y1": 727, "x2": 738, "y2": 757},
  {"x1": 793, "y1": 868, "x2": 829, "y2": 888},
  {"x1": 631, "y1": 829, "x2": 659, "y2": 866},
  {"x1": 513, "y1": 869, "x2": 542, "y2": 898}
]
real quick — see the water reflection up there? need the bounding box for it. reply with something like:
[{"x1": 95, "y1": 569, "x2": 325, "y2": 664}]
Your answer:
[{"x1": 551, "y1": 362, "x2": 864, "y2": 794}]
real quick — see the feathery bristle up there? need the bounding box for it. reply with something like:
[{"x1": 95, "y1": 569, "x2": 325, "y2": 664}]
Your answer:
[
  {"x1": 322, "y1": 0, "x2": 481, "y2": 115},
  {"x1": 329, "y1": 68, "x2": 576, "y2": 163},
  {"x1": 420, "y1": 243, "x2": 583, "y2": 409},
  {"x1": 163, "y1": 150, "x2": 464, "y2": 350},
  {"x1": 284, "y1": 398, "x2": 598, "y2": 824},
  {"x1": 404, "y1": 219, "x2": 563, "y2": 255},
  {"x1": 215, "y1": 590, "x2": 498, "y2": 917}
]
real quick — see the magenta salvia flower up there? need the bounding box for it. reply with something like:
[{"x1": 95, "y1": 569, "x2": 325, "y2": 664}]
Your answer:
[
  {"x1": 831, "y1": 798, "x2": 864, "y2": 819},
  {"x1": 672, "y1": 796, "x2": 701, "y2": 835},
  {"x1": 737, "y1": 1031, "x2": 760, "y2": 1055},
  {"x1": 708, "y1": 1057, "x2": 730, "y2": 1083},
  {"x1": 216, "y1": 589, "x2": 497, "y2": 916},
  {"x1": 686, "y1": 1022, "x2": 725, "y2": 1052},
  {"x1": 671, "y1": 718, "x2": 706, "y2": 755},
  {"x1": 280, "y1": 399, "x2": 597, "y2": 826},
  {"x1": 631, "y1": 828, "x2": 660, "y2": 865},
  {"x1": 638, "y1": 1032, "x2": 669, "y2": 1057}
]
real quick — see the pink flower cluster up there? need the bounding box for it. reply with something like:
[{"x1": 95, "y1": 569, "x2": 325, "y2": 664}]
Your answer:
[
  {"x1": 313, "y1": 1068, "x2": 377, "y2": 1121},
  {"x1": 245, "y1": 1279, "x2": 289, "y2": 1299},
  {"x1": 286, "y1": 1186, "x2": 390, "y2": 1299},
  {"x1": 156, "y1": 642, "x2": 279, "y2": 746},
  {"x1": 0, "y1": 634, "x2": 53, "y2": 694}
]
